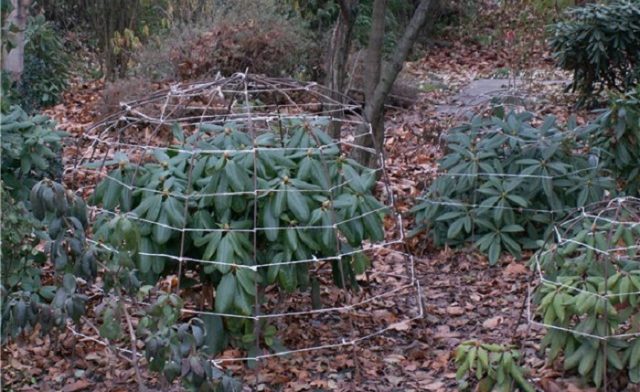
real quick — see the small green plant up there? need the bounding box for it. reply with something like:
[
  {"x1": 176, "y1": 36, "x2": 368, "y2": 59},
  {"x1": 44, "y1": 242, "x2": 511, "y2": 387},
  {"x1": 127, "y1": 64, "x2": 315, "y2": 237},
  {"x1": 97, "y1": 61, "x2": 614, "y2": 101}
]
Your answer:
[
  {"x1": 411, "y1": 111, "x2": 614, "y2": 264},
  {"x1": 95, "y1": 214, "x2": 242, "y2": 390},
  {"x1": 0, "y1": 106, "x2": 66, "y2": 200},
  {"x1": 549, "y1": 1, "x2": 640, "y2": 102},
  {"x1": 532, "y1": 198, "x2": 640, "y2": 389},
  {"x1": 455, "y1": 341, "x2": 534, "y2": 391},
  {"x1": 137, "y1": 292, "x2": 242, "y2": 391},
  {"x1": 20, "y1": 14, "x2": 70, "y2": 110}
]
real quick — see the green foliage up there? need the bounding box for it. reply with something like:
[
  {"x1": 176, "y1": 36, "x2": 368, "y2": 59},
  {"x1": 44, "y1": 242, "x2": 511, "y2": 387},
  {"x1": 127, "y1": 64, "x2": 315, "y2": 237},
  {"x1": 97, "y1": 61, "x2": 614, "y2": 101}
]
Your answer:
[
  {"x1": 18, "y1": 14, "x2": 70, "y2": 110},
  {"x1": 411, "y1": 111, "x2": 613, "y2": 264},
  {"x1": 0, "y1": 106, "x2": 66, "y2": 200},
  {"x1": 1, "y1": 180, "x2": 96, "y2": 342},
  {"x1": 66, "y1": 211, "x2": 242, "y2": 389},
  {"x1": 454, "y1": 341, "x2": 534, "y2": 392},
  {"x1": 1, "y1": 183, "x2": 45, "y2": 296},
  {"x1": 287, "y1": 0, "x2": 414, "y2": 50},
  {"x1": 549, "y1": 1, "x2": 640, "y2": 101},
  {"x1": 580, "y1": 87, "x2": 640, "y2": 196},
  {"x1": 90, "y1": 117, "x2": 386, "y2": 353},
  {"x1": 532, "y1": 199, "x2": 640, "y2": 388},
  {"x1": 137, "y1": 292, "x2": 242, "y2": 391},
  {"x1": 1, "y1": 0, "x2": 16, "y2": 111}
]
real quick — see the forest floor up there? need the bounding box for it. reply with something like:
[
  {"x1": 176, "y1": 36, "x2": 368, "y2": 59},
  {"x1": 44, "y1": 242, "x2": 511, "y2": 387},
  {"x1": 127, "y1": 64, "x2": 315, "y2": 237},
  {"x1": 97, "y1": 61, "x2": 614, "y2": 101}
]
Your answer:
[{"x1": 2, "y1": 12, "x2": 605, "y2": 392}]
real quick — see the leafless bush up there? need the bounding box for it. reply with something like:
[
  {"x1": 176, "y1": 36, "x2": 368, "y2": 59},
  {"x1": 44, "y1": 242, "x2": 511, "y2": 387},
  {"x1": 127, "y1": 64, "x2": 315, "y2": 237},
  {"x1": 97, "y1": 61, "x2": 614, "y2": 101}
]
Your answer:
[{"x1": 130, "y1": 0, "x2": 319, "y2": 82}]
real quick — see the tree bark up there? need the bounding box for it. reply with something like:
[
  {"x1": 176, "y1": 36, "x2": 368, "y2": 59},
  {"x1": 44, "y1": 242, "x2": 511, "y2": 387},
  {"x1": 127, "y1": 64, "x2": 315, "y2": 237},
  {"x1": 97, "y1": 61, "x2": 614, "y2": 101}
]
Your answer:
[
  {"x1": 364, "y1": 0, "x2": 386, "y2": 103},
  {"x1": 355, "y1": 0, "x2": 433, "y2": 166},
  {"x1": 325, "y1": 0, "x2": 358, "y2": 139},
  {"x1": 2, "y1": 0, "x2": 32, "y2": 83}
]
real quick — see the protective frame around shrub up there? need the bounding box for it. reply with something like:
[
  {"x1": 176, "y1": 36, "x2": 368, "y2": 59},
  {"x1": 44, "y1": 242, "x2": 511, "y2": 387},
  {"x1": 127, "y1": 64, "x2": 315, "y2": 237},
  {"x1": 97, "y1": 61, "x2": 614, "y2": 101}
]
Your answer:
[
  {"x1": 529, "y1": 197, "x2": 640, "y2": 387},
  {"x1": 68, "y1": 74, "x2": 422, "y2": 372}
]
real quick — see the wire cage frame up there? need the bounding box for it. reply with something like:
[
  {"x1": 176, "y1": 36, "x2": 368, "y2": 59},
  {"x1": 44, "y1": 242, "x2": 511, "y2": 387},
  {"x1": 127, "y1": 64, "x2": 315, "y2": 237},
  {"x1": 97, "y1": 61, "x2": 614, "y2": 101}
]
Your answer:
[
  {"x1": 528, "y1": 197, "x2": 640, "y2": 340},
  {"x1": 523, "y1": 197, "x2": 640, "y2": 391},
  {"x1": 66, "y1": 73, "x2": 423, "y2": 376}
]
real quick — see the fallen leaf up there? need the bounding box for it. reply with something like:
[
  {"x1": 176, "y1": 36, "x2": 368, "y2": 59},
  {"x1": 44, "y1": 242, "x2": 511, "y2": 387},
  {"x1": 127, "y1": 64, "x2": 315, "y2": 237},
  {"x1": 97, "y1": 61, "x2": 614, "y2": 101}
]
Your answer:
[
  {"x1": 446, "y1": 306, "x2": 465, "y2": 316},
  {"x1": 483, "y1": 316, "x2": 503, "y2": 329},
  {"x1": 390, "y1": 320, "x2": 413, "y2": 331},
  {"x1": 503, "y1": 262, "x2": 528, "y2": 277},
  {"x1": 63, "y1": 380, "x2": 90, "y2": 392}
]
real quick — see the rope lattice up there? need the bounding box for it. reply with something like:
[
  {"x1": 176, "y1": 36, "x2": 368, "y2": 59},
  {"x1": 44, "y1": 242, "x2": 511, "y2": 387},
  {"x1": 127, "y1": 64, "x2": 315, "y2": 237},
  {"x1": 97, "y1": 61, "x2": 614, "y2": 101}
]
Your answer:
[
  {"x1": 68, "y1": 74, "x2": 422, "y2": 369},
  {"x1": 528, "y1": 197, "x2": 640, "y2": 341}
]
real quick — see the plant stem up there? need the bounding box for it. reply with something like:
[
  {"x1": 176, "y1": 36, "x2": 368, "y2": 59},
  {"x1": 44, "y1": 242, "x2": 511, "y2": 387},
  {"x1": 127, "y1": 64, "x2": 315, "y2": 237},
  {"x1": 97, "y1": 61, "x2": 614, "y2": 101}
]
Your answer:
[{"x1": 121, "y1": 294, "x2": 146, "y2": 392}]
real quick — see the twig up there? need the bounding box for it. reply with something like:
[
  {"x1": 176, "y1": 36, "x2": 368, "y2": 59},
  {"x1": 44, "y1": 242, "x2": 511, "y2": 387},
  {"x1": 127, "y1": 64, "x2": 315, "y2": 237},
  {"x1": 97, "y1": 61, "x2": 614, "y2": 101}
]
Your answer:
[{"x1": 121, "y1": 294, "x2": 146, "y2": 392}]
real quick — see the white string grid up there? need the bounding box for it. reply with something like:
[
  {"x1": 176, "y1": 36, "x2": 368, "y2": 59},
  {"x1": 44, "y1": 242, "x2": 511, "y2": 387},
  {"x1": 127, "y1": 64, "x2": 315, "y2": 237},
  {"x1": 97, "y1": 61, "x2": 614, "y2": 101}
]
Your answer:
[
  {"x1": 527, "y1": 197, "x2": 640, "y2": 343},
  {"x1": 66, "y1": 74, "x2": 422, "y2": 376}
]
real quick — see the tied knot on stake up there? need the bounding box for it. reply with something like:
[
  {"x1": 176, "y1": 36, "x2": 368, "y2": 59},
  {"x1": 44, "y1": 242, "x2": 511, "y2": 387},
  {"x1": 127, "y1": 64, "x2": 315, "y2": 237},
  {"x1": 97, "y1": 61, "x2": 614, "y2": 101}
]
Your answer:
[{"x1": 66, "y1": 74, "x2": 423, "y2": 385}]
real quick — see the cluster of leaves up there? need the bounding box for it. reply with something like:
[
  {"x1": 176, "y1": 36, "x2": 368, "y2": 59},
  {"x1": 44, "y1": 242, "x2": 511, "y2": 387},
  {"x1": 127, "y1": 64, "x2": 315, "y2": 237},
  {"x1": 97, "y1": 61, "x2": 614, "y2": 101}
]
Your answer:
[
  {"x1": 18, "y1": 14, "x2": 70, "y2": 110},
  {"x1": 138, "y1": 292, "x2": 242, "y2": 391},
  {"x1": 286, "y1": 0, "x2": 414, "y2": 50},
  {"x1": 90, "y1": 118, "x2": 386, "y2": 356},
  {"x1": 1, "y1": 180, "x2": 96, "y2": 342},
  {"x1": 0, "y1": 105, "x2": 66, "y2": 200},
  {"x1": 411, "y1": 111, "x2": 613, "y2": 264},
  {"x1": 454, "y1": 341, "x2": 534, "y2": 392},
  {"x1": 95, "y1": 215, "x2": 241, "y2": 390},
  {"x1": 549, "y1": 1, "x2": 640, "y2": 102},
  {"x1": 580, "y1": 86, "x2": 640, "y2": 196},
  {"x1": 533, "y1": 200, "x2": 640, "y2": 388}
]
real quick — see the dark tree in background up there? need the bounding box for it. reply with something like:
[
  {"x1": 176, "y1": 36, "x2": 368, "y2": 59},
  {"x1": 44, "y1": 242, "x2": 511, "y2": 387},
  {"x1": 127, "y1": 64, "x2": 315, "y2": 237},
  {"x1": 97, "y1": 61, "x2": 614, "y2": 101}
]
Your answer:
[{"x1": 326, "y1": 0, "x2": 434, "y2": 165}]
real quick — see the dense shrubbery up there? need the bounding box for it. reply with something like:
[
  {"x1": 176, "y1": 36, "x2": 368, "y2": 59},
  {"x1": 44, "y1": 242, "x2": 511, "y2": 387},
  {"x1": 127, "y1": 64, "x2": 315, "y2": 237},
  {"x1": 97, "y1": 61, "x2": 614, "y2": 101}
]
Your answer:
[
  {"x1": 0, "y1": 107, "x2": 81, "y2": 340},
  {"x1": 412, "y1": 86, "x2": 640, "y2": 264},
  {"x1": 580, "y1": 87, "x2": 640, "y2": 196},
  {"x1": 19, "y1": 14, "x2": 70, "y2": 110},
  {"x1": 549, "y1": 1, "x2": 640, "y2": 101},
  {"x1": 172, "y1": 19, "x2": 315, "y2": 80},
  {"x1": 1, "y1": 180, "x2": 94, "y2": 341},
  {"x1": 411, "y1": 111, "x2": 613, "y2": 264},
  {"x1": 0, "y1": 105, "x2": 66, "y2": 200},
  {"x1": 532, "y1": 199, "x2": 640, "y2": 388},
  {"x1": 90, "y1": 118, "x2": 386, "y2": 356},
  {"x1": 129, "y1": 0, "x2": 318, "y2": 83}
]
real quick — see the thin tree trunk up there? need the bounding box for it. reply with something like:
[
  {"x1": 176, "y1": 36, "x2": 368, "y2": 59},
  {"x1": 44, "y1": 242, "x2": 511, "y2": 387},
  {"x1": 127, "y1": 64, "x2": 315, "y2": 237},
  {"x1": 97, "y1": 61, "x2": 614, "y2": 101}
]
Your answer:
[
  {"x1": 325, "y1": 0, "x2": 358, "y2": 139},
  {"x1": 356, "y1": 0, "x2": 433, "y2": 166},
  {"x1": 364, "y1": 0, "x2": 386, "y2": 103},
  {"x1": 2, "y1": 0, "x2": 32, "y2": 83}
]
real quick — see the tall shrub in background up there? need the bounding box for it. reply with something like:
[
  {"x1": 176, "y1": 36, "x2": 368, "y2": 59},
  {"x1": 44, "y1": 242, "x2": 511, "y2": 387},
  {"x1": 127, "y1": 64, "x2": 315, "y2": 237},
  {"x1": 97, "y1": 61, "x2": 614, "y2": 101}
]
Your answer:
[
  {"x1": 20, "y1": 14, "x2": 70, "y2": 110},
  {"x1": 580, "y1": 87, "x2": 640, "y2": 196},
  {"x1": 549, "y1": 1, "x2": 640, "y2": 103}
]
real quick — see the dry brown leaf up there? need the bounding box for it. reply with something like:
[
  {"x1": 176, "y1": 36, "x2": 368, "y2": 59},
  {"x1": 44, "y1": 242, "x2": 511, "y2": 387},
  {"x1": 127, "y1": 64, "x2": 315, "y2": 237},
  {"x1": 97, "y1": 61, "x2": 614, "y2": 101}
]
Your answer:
[
  {"x1": 446, "y1": 306, "x2": 465, "y2": 316},
  {"x1": 503, "y1": 262, "x2": 528, "y2": 277},
  {"x1": 482, "y1": 316, "x2": 503, "y2": 329}
]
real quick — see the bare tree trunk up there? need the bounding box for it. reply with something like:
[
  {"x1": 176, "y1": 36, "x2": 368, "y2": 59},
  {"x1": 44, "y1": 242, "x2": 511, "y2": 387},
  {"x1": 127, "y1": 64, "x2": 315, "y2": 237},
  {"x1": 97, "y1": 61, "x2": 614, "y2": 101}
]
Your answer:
[
  {"x1": 2, "y1": 0, "x2": 32, "y2": 83},
  {"x1": 355, "y1": 0, "x2": 433, "y2": 166},
  {"x1": 325, "y1": 0, "x2": 358, "y2": 139},
  {"x1": 364, "y1": 0, "x2": 386, "y2": 103}
]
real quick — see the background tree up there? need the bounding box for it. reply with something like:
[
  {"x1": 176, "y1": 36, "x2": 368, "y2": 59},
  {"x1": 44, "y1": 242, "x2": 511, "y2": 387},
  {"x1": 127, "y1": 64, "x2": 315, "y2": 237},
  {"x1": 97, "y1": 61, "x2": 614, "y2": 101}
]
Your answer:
[
  {"x1": 326, "y1": 0, "x2": 434, "y2": 165},
  {"x1": 2, "y1": 0, "x2": 32, "y2": 82}
]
